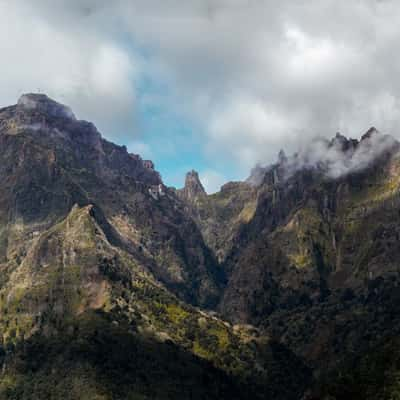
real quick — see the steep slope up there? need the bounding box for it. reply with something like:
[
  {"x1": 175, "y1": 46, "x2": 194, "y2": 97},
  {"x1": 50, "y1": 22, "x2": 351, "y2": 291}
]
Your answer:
[
  {"x1": 315, "y1": 337, "x2": 400, "y2": 399},
  {"x1": 2, "y1": 93, "x2": 399, "y2": 398},
  {"x1": 0, "y1": 203, "x2": 309, "y2": 400},
  {"x1": 0, "y1": 94, "x2": 222, "y2": 308},
  {"x1": 178, "y1": 173, "x2": 257, "y2": 263},
  {"x1": 182, "y1": 129, "x2": 400, "y2": 381},
  {"x1": 0, "y1": 94, "x2": 310, "y2": 399}
]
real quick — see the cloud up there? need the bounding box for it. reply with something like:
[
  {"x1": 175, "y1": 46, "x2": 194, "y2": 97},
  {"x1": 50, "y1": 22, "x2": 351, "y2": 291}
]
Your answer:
[
  {"x1": 128, "y1": 140, "x2": 153, "y2": 160},
  {"x1": 285, "y1": 130, "x2": 398, "y2": 179},
  {"x1": 0, "y1": 1, "x2": 138, "y2": 137},
  {"x1": 2, "y1": 1, "x2": 400, "y2": 185},
  {"x1": 208, "y1": 98, "x2": 304, "y2": 168},
  {"x1": 115, "y1": 0, "x2": 400, "y2": 171},
  {"x1": 248, "y1": 129, "x2": 399, "y2": 185},
  {"x1": 199, "y1": 169, "x2": 227, "y2": 194}
]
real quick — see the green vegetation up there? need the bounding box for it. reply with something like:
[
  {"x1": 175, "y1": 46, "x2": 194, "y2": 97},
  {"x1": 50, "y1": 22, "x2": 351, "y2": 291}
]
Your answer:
[
  {"x1": 318, "y1": 338, "x2": 400, "y2": 400},
  {"x1": 184, "y1": 182, "x2": 257, "y2": 262},
  {"x1": 2, "y1": 96, "x2": 400, "y2": 399},
  {"x1": 0, "y1": 205, "x2": 309, "y2": 399},
  {"x1": 0, "y1": 310, "x2": 250, "y2": 400}
]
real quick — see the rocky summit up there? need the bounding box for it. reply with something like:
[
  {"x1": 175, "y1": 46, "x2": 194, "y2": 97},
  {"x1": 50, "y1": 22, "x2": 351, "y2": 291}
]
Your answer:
[{"x1": 0, "y1": 94, "x2": 399, "y2": 399}]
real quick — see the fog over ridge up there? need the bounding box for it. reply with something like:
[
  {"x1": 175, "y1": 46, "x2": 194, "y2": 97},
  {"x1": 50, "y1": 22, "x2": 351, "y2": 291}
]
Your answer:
[{"x1": 248, "y1": 128, "x2": 400, "y2": 186}]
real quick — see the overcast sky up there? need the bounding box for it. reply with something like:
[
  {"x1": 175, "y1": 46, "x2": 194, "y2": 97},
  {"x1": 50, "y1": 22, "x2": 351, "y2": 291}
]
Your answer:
[{"x1": 1, "y1": 0, "x2": 400, "y2": 192}]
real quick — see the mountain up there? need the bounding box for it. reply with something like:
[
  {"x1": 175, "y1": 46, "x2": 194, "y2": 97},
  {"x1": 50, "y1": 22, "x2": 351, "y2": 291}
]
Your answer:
[
  {"x1": 178, "y1": 175, "x2": 257, "y2": 263},
  {"x1": 0, "y1": 93, "x2": 224, "y2": 309},
  {"x1": 0, "y1": 94, "x2": 310, "y2": 399},
  {"x1": 183, "y1": 129, "x2": 400, "y2": 398},
  {"x1": 0, "y1": 93, "x2": 399, "y2": 399}
]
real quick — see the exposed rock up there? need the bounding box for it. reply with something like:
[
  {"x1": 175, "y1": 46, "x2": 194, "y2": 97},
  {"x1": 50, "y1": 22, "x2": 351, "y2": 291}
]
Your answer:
[
  {"x1": 17, "y1": 93, "x2": 76, "y2": 120},
  {"x1": 0, "y1": 94, "x2": 312, "y2": 400},
  {"x1": 181, "y1": 129, "x2": 400, "y2": 391},
  {"x1": 278, "y1": 149, "x2": 288, "y2": 164},
  {"x1": 361, "y1": 126, "x2": 379, "y2": 141},
  {"x1": 178, "y1": 170, "x2": 207, "y2": 201},
  {"x1": 246, "y1": 163, "x2": 270, "y2": 186},
  {"x1": 143, "y1": 159, "x2": 155, "y2": 169},
  {"x1": 0, "y1": 93, "x2": 219, "y2": 308},
  {"x1": 329, "y1": 132, "x2": 358, "y2": 153},
  {"x1": 1, "y1": 92, "x2": 400, "y2": 399}
]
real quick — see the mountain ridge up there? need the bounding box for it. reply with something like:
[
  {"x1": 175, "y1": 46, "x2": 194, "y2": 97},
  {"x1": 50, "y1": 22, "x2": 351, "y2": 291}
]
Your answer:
[
  {"x1": 0, "y1": 94, "x2": 311, "y2": 399},
  {"x1": 179, "y1": 125, "x2": 400, "y2": 398},
  {"x1": 0, "y1": 93, "x2": 399, "y2": 399}
]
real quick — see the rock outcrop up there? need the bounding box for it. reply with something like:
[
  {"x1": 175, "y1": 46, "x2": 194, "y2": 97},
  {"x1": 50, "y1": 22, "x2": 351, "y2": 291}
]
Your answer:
[{"x1": 178, "y1": 170, "x2": 206, "y2": 201}]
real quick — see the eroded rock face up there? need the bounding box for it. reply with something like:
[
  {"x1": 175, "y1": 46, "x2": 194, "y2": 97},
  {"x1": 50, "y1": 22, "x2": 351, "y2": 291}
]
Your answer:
[
  {"x1": 0, "y1": 94, "x2": 311, "y2": 400},
  {"x1": 0, "y1": 94, "x2": 221, "y2": 309},
  {"x1": 178, "y1": 170, "x2": 206, "y2": 201},
  {"x1": 181, "y1": 128, "x2": 400, "y2": 379},
  {"x1": 1, "y1": 93, "x2": 400, "y2": 398}
]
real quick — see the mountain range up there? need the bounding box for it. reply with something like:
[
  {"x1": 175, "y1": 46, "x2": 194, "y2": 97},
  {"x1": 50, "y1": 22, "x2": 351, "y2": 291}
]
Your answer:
[{"x1": 0, "y1": 93, "x2": 399, "y2": 399}]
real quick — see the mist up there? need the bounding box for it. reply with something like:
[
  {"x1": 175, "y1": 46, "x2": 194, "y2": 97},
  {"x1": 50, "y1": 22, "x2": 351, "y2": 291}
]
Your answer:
[{"x1": 248, "y1": 129, "x2": 399, "y2": 185}]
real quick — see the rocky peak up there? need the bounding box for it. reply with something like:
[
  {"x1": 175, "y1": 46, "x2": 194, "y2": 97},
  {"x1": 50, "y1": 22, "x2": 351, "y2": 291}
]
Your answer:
[
  {"x1": 142, "y1": 160, "x2": 155, "y2": 170},
  {"x1": 331, "y1": 132, "x2": 348, "y2": 146},
  {"x1": 278, "y1": 149, "x2": 288, "y2": 165},
  {"x1": 0, "y1": 93, "x2": 163, "y2": 188},
  {"x1": 329, "y1": 132, "x2": 358, "y2": 153},
  {"x1": 17, "y1": 93, "x2": 76, "y2": 120},
  {"x1": 180, "y1": 170, "x2": 206, "y2": 201},
  {"x1": 361, "y1": 126, "x2": 379, "y2": 141},
  {"x1": 13, "y1": 93, "x2": 104, "y2": 152}
]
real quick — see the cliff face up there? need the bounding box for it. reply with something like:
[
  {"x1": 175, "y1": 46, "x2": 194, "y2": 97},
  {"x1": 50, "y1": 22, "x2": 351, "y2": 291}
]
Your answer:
[
  {"x1": 178, "y1": 176, "x2": 258, "y2": 263},
  {"x1": 183, "y1": 130, "x2": 400, "y2": 386},
  {"x1": 219, "y1": 130, "x2": 400, "y2": 317},
  {"x1": 178, "y1": 170, "x2": 206, "y2": 202},
  {"x1": 0, "y1": 94, "x2": 309, "y2": 400},
  {"x1": 1, "y1": 93, "x2": 400, "y2": 399},
  {"x1": 0, "y1": 93, "x2": 223, "y2": 309}
]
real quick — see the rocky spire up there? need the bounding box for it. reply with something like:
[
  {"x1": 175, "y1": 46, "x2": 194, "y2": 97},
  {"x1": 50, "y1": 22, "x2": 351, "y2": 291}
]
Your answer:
[
  {"x1": 328, "y1": 132, "x2": 360, "y2": 154},
  {"x1": 278, "y1": 149, "x2": 288, "y2": 164},
  {"x1": 181, "y1": 170, "x2": 206, "y2": 201},
  {"x1": 361, "y1": 126, "x2": 379, "y2": 141}
]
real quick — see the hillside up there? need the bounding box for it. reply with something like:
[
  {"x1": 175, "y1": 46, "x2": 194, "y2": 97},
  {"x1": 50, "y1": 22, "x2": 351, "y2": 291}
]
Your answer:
[
  {"x1": 0, "y1": 94, "x2": 399, "y2": 398},
  {"x1": 0, "y1": 94, "x2": 310, "y2": 399},
  {"x1": 183, "y1": 129, "x2": 400, "y2": 398}
]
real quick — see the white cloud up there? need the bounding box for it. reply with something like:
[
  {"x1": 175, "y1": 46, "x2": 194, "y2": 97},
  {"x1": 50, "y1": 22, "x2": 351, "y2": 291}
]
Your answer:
[
  {"x1": 0, "y1": 1, "x2": 138, "y2": 138},
  {"x1": 2, "y1": 0, "x2": 400, "y2": 183},
  {"x1": 208, "y1": 98, "x2": 303, "y2": 169},
  {"x1": 114, "y1": 0, "x2": 400, "y2": 174},
  {"x1": 200, "y1": 169, "x2": 227, "y2": 194},
  {"x1": 283, "y1": 25, "x2": 359, "y2": 84},
  {"x1": 128, "y1": 140, "x2": 153, "y2": 159},
  {"x1": 283, "y1": 130, "x2": 398, "y2": 180}
]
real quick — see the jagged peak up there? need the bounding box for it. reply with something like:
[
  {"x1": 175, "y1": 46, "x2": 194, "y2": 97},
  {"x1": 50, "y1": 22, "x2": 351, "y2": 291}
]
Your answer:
[
  {"x1": 17, "y1": 93, "x2": 76, "y2": 120},
  {"x1": 0, "y1": 94, "x2": 163, "y2": 187},
  {"x1": 278, "y1": 149, "x2": 288, "y2": 164},
  {"x1": 329, "y1": 132, "x2": 358, "y2": 153},
  {"x1": 179, "y1": 170, "x2": 206, "y2": 201},
  {"x1": 185, "y1": 170, "x2": 206, "y2": 193},
  {"x1": 246, "y1": 128, "x2": 399, "y2": 187},
  {"x1": 361, "y1": 126, "x2": 379, "y2": 141},
  {"x1": 333, "y1": 132, "x2": 348, "y2": 141}
]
